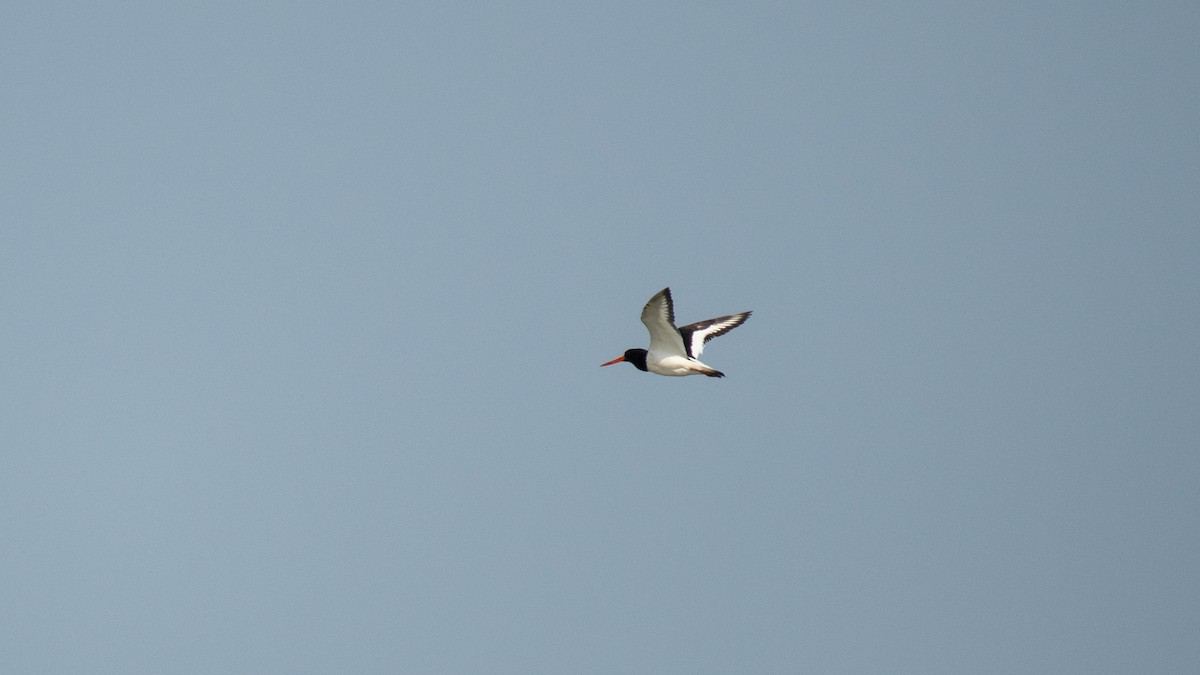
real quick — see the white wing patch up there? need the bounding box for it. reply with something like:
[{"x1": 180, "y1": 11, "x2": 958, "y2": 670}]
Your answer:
[
  {"x1": 678, "y1": 311, "x2": 752, "y2": 359},
  {"x1": 636, "y1": 287, "x2": 751, "y2": 369},
  {"x1": 640, "y1": 287, "x2": 687, "y2": 358},
  {"x1": 640, "y1": 287, "x2": 675, "y2": 326}
]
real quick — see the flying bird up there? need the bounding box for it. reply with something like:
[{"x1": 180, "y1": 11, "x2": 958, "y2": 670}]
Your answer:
[{"x1": 601, "y1": 287, "x2": 751, "y2": 377}]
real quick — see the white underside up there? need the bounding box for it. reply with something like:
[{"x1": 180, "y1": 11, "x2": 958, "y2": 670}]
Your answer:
[{"x1": 646, "y1": 353, "x2": 718, "y2": 377}]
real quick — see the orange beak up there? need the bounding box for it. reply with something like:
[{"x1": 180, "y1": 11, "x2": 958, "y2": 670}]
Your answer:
[{"x1": 600, "y1": 355, "x2": 626, "y2": 367}]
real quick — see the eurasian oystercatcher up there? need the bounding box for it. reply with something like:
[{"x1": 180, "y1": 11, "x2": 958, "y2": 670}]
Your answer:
[{"x1": 601, "y1": 287, "x2": 751, "y2": 378}]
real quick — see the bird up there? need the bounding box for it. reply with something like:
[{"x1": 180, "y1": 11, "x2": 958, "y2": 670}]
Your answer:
[{"x1": 601, "y1": 287, "x2": 751, "y2": 377}]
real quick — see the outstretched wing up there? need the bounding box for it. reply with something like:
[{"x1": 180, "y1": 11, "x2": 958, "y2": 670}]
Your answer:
[
  {"x1": 640, "y1": 287, "x2": 687, "y2": 357},
  {"x1": 678, "y1": 311, "x2": 751, "y2": 359}
]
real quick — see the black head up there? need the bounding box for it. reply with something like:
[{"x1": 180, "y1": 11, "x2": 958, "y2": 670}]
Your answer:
[{"x1": 600, "y1": 348, "x2": 648, "y2": 372}]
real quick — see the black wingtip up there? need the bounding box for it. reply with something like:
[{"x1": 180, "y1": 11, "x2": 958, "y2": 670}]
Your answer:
[{"x1": 705, "y1": 370, "x2": 725, "y2": 378}]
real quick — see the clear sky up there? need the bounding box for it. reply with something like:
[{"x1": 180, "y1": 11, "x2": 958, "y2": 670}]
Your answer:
[{"x1": 3, "y1": 2, "x2": 1198, "y2": 673}]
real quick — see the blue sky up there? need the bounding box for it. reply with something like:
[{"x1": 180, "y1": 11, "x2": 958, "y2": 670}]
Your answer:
[{"x1": 3, "y1": 2, "x2": 1198, "y2": 672}]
